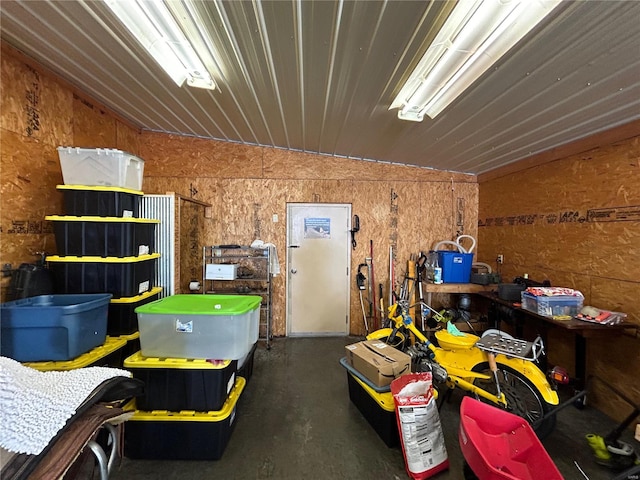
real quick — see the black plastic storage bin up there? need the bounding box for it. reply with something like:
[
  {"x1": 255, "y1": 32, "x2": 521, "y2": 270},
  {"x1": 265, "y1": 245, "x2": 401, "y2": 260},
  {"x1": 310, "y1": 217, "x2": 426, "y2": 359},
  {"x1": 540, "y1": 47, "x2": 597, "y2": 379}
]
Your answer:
[
  {"x1": 124, "y1": 351, "x2": 238, "y2": 411},
  {"x1": 6, "y1": 262, "x2": 54, "y2": 301},
  {"x1": 57, "y1": 184, "x2": 142, "y2": 217},
  {"x1": 340, "y1": 357, "x2": 399, "y2": 447},
  {"x1": 47, "y1": 216, "x2": 158, "y2": 257},
  {"x1": 238, "y1": 341, "x2": 257, "y2": 383},
  {"x1": 108, "y1": 287, "x2": 162, "y2": 336},
  {"x1": 124, "y1": 378, "x2": 245, "y2": 461},
  {"x1": 46, "y1": 253, "x2": 159, "y2": 299}
]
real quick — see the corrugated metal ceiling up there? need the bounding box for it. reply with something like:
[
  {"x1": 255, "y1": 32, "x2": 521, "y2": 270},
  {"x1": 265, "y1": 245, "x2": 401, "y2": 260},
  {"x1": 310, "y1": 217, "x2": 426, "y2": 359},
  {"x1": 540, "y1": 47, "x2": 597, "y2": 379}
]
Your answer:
[{"x1": 1, "y1": 0, "x2": 639, "y2": 175}]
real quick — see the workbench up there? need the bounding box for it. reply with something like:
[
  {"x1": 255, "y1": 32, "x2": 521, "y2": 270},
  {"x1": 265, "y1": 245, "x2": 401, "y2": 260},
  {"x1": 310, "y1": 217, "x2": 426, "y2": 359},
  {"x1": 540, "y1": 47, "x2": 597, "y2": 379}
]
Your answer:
[{"x1": 477, "y1": 291, "x2": 637, "y2": 388}]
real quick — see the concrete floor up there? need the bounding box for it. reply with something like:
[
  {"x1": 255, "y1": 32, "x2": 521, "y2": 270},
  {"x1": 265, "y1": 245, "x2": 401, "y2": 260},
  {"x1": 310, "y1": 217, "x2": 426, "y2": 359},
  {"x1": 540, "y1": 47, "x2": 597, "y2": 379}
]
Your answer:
[{"x1": 112, "y1": 337, "x2": 638, "y2": 480}]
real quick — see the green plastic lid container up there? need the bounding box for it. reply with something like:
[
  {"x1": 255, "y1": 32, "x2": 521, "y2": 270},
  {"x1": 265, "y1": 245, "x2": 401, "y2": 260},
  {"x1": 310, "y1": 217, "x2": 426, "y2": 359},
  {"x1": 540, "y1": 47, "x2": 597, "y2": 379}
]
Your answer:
[{"x1": 135, "y1": 294, "x2": 262, "y2": 316}]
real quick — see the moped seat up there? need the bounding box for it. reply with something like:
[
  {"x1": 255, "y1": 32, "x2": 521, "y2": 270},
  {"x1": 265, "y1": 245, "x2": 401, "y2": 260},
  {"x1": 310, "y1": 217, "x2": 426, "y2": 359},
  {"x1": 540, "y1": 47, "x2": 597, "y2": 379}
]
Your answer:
[{"x1": 435, "y1": 329, "x2": 478, "y2": 350}]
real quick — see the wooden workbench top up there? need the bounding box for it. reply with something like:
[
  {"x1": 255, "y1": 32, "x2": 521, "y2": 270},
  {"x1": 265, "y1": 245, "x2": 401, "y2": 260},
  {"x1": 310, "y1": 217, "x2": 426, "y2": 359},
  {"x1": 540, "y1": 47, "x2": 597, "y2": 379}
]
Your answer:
[{"x1": 422, "y1": 283, "x2": 490, "y2": 294}]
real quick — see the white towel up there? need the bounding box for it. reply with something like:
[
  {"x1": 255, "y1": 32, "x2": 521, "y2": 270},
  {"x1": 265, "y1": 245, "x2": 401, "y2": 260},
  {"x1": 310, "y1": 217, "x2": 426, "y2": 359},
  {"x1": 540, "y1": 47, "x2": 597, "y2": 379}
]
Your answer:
[
  {"x1": 0, "y1": 356, "x2": 131, "y2": 455},
  {"x1": 251, "y1": 240, "x2": 281, "y2": 276}
]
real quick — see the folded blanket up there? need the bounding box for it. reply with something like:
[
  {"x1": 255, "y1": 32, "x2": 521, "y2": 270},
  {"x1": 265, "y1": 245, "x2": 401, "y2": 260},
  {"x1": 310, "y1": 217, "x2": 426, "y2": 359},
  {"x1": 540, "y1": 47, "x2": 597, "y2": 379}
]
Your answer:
[{"x1": 0, "y1": 356, "x2": 131, "y2": 455}]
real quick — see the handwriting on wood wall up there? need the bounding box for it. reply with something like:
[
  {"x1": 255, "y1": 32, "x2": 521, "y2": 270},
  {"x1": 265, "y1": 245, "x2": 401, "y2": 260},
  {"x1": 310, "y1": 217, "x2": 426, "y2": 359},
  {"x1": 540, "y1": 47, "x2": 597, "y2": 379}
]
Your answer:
[
  {"x1": 479, "y1": 205, "x2": 640, "y2": 227},
  {"x1": 24, "y1": 66, "x2": 40, "y2": 137}
]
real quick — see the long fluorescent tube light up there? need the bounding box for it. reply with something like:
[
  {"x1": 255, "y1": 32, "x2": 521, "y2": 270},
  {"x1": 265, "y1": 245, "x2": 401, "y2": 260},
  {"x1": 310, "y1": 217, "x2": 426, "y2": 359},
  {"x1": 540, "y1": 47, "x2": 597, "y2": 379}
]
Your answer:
[
  {"x1": 390, "y1": 0, "x2": 562, "y2": 121},
  {"x1": 105, "y1": 0, "x2": 216, "y2": 90}
]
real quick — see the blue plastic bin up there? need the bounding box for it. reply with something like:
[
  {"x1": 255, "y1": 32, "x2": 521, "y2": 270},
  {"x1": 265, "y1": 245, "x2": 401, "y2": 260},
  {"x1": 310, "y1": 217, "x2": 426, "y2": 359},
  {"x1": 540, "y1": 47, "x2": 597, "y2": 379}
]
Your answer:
[
  {"x1": 0, "y1": 293, "x2": 112, "y2": 362},
  {"x1": 437, "y1": 251, "x2": 474, "y2": 283}
]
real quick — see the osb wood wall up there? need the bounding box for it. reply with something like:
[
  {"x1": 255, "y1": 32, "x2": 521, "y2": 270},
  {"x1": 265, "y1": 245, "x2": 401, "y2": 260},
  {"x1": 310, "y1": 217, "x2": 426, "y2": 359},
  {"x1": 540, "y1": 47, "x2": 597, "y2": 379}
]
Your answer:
[
  {"x1": 178, "y1": 198, "x2": 207, "y2": 293},
  {"x1": 140, "y1": 132, "x2": 479, "y2": 337},
  {"x1": 0, "y1": 45, "x2": 140, "y2": 301},
  {"x1": 0, "y1": 45, "x2": 478, "y2": 324},
  {"x1": 477, "y1": 133, "x2": 640, "y2": 421}
]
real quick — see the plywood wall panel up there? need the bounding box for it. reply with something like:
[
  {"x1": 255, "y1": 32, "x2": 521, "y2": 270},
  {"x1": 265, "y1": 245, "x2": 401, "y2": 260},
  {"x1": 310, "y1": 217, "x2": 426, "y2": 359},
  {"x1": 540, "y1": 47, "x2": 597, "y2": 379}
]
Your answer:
[
  {"x1": 1, "y1": 54, "x2": 25, "y2": 135},
  {"x1": 589, "y1": 334, "x2": 640, "y2": 419},
  {"x1": 178, "y1": 200, "x2": 206, "y2": 291},
  {"x1": 0, "y1": 129, "x2": 63, "y2": 299},
  {"x1": 590, "y1": 277, "x2": 639, "y2": 325},
  {"x1": 141, "y1": 166, "x2": 481, "y2": 336},
  {"x1": 588, "y1": 221, "x2": 640, "y2": 282},
  {"x1": 348, "y1": 181, "x2": 392, "y2": 331},
  {"x1": 116, "y1": 121, "x2": 141, "y2": 157},
  {"x1": 262, "y1": 148, "x2": 475, "y2": 183},
  {"x1": 140, "y1": 132, "x2": 262, "y2": 178},
  {"x1": 0, "y1": 52, "x2": 146, "y2": 301},
  {"x1": 0, "y1": 53, "x2": 73, "y2": 146},
  {"x1": 479, "y1": 133, "x2": 640, "y2": 420},
  {"x1": 417, "y1": 182, "x2": 479, "y2": 252},
  {"x1": 72, "y1": 95, "x2": 116, "y2": 148}
]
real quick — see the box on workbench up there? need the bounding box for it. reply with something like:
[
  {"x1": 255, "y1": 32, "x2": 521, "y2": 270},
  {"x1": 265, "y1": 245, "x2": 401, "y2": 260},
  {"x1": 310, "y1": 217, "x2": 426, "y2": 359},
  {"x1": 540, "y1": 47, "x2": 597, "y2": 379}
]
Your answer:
[{"x1": 521, "y1": 292, "x2": 583, "y2": 317}]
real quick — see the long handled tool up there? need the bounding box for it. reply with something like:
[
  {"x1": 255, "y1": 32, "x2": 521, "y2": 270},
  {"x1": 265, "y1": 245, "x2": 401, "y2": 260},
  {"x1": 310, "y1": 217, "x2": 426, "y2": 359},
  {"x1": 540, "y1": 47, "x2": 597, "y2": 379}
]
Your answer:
[
  {"x1": 356, "y1": 263, "x2": 369, "y2": 334},
  {"x1": 369, "y1": 240, "x2": 378, "y2": 331},
  {"x1": 379, "y1": 283, "x2": 385, "y2": 328},
  {"x1": 365, "y1": 257, "x2": 373, "y2": 319}
]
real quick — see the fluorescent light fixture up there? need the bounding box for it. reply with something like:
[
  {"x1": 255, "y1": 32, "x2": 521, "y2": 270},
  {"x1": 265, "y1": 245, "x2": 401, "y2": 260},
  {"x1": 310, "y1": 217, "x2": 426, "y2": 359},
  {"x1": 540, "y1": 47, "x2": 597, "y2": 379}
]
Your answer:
[
  {"x1": 105, "y1": 0, "x2": 216, "y2": 90},
  {"x1": 390, "y1": 0, "x2": 562, "y2": 121}
]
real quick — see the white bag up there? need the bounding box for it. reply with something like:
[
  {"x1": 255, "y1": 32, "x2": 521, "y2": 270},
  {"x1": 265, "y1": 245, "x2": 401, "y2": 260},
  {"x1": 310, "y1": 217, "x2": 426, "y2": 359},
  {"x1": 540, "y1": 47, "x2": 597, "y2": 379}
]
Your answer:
[{"x1": 391, "y1": 373, "x2": 449, "y2": 479}]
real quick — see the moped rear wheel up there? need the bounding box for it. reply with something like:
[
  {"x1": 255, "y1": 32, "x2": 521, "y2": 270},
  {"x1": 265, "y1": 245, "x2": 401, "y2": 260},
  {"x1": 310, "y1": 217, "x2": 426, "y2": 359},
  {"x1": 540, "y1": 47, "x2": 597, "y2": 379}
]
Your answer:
[{"x1": 472, "y1": 363, "x2": 557, "y2": 439}]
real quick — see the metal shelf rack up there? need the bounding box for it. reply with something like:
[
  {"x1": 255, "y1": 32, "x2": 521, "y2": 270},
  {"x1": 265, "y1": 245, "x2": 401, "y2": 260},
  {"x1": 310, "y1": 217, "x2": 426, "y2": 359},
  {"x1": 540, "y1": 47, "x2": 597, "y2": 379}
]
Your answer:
[{"x1": 203, "y1": 245, "x2": 272, "y2": 348}]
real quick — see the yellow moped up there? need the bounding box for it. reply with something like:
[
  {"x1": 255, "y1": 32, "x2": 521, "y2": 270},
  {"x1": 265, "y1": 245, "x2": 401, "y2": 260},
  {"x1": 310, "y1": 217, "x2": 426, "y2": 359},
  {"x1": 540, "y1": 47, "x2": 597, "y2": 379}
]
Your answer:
[{"x1": 368, "y1": 300, "x2": 561, "y2": 438}]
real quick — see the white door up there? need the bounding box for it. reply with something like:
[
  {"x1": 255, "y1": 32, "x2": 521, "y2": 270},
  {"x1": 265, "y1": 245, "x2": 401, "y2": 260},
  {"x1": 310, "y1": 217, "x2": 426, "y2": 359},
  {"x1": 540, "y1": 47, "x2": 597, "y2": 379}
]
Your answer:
[{"x1": 286, "y1": 203, "x2": 351, "y2": 336}]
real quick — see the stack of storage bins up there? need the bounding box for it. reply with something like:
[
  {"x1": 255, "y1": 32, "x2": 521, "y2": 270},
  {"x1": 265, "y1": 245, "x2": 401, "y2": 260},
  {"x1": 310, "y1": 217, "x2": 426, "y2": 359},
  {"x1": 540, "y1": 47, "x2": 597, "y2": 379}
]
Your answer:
[
  {"x1": 122, "y1": 294, "x2": 261, "y2": 460},
  {"x1": 45, "y1": 148, "x2": 161, "y2": 367}
]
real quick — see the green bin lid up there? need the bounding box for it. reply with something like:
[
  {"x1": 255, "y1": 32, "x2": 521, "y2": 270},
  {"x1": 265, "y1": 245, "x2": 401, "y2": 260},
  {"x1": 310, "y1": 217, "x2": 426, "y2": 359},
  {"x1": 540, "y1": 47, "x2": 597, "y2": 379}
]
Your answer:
[{"x1": 135, "y1": 294, "x2": 262, "y2": 315}]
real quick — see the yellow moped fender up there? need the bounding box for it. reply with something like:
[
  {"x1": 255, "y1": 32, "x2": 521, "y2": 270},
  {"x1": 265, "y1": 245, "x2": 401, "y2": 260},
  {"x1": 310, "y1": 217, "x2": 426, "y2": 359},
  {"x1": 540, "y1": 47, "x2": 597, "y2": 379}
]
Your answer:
[
  {"x1": 494, "y1": 355, "x2": 559, "y2": 405},
  {"x1": 366, "y1": 328, "x2": 409, "y2": 345},
  {"x1": 438, "y1": 346, "x2": 559, "y2": 405},
  {"x1": 366, "y1": 328, "x2": 394, "y2": 341}
]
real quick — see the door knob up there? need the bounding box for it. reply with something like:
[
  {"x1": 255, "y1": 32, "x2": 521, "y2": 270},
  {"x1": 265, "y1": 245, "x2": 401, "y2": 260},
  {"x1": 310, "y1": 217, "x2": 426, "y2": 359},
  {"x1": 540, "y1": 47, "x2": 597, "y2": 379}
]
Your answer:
[{"x1": 291, "y1": 268, "x2": 297, "y2": 274}]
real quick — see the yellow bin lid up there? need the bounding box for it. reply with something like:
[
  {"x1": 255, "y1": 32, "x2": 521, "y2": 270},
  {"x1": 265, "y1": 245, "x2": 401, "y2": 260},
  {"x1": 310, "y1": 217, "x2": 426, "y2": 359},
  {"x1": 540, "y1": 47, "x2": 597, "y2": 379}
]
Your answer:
[
  {"x1": 111, "y1": 287, "x2": 163, "y2": 304},
  {"x1": 57, "y1": 184, "x2": 143, "y2": 195},
  {"x1": 124, "y1": 351, "x2": 234, "y2": 370},
  {"x1": 46, "y1": 215, "x2": 158, "y2": 224},
  {"x1": 46, "y1": 253, "x2": 160, "y2": 263},
  {"x1": 127, "y1": 377, "x2": 246, "y2": 421},
  {"x1": 24, "y1": 336, "x2": 127, "y2": 371},
  {"x1": 118, "y1": 331, "x2": 140, "y2": 342}
]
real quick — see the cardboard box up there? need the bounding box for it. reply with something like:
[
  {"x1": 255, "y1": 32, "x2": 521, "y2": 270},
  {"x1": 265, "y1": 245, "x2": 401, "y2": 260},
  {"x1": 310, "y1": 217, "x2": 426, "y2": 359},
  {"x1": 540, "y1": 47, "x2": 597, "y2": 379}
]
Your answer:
[{"x1": 345, "y1": 340, "x2": 411, "y2": 387}]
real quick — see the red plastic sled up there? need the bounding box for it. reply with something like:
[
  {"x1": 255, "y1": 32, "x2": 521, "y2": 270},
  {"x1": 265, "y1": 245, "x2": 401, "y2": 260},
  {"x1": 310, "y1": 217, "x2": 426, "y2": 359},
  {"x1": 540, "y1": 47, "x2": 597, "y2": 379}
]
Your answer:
[{"x1": 459, "y1": 396, "x2": 563, "y2": 480}]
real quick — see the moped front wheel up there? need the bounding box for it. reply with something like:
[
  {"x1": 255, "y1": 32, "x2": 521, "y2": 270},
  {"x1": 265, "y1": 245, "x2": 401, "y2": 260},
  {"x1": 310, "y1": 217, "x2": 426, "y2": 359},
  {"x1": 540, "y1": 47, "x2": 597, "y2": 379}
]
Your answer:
[{"x1": 472, "y1": 363, "x2": 557, "y2": 439}]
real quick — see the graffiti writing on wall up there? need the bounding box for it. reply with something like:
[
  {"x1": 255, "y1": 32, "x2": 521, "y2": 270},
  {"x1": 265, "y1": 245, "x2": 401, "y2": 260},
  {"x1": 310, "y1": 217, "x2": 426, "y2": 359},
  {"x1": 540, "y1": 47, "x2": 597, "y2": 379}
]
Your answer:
[
  {"x1": 479, "y1": 205, "x2": 640, "y2": 227},
  {"x1": 389, "y1": 188, "x2": 399, "y2": 290},
  {"x1": 25, "y1": 67, "x2": 41, "y2": 137},
  {"x1": 253, "y1": 203, "x2": 262, "y2": 239},
  {"x1": 6, "y1": 220, "x2": 53, "y2": 235},
  {"x1": 587, "y1": 206, "x2": 640, "y2": 222}
]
